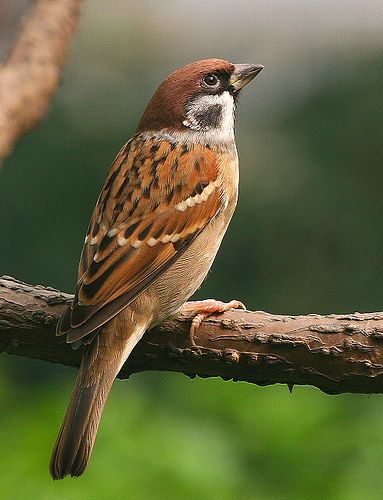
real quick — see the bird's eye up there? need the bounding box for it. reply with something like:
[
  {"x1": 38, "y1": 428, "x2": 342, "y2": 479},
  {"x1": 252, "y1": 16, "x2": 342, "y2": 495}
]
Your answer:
[{"x1": 203, "y1": 74, "x2": 219, "y2": 87}]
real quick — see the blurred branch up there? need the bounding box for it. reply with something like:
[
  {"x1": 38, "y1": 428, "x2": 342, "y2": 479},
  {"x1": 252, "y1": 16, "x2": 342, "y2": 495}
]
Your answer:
[
  {"x1": 0, "y1": 0, "x2": 83, "y2": 160},
  {"x1": 2, "y1": 275, "x2": 383, "y2": 394}
]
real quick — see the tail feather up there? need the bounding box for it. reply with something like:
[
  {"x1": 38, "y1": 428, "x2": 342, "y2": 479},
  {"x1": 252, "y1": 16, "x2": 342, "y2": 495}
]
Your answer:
[
  {"x1": 50, "y1": 319, "x2": 146, "y2": 480},
  {"x1": 50, "y1": 362, "x2": 115, "y2": 479}
]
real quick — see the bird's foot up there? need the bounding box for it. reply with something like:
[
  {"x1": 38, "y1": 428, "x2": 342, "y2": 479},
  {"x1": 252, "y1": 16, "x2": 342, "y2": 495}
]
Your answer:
[{"x1": 181, "y1": 299, "x2": 246, "y2": 347}]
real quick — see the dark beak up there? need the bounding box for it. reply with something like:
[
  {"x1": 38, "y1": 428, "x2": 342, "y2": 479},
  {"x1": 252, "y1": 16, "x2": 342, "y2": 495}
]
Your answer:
[{"x1": 230, "y1": 64, "x2": 264, "y2": 91}]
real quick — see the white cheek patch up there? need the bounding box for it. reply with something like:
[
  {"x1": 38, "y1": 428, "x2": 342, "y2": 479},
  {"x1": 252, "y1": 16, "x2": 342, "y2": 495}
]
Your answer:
[{"x1": 183, "y1": 92, "x2": 235, "y2": 143}]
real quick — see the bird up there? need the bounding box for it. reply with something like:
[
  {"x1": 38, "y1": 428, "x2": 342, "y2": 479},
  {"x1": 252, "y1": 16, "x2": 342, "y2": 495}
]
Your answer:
[{"x1": 50, "y1": 58, "x2": 263, "y2": 479}]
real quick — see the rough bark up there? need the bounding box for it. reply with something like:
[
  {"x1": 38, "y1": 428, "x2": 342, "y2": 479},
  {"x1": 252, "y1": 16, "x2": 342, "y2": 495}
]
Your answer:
[
  {"x1": 0, "y1": 0, "x2": 83, "y2": 160},
  {"x1": 2, "y1": 275, "x2": 383, "y2": 395}
]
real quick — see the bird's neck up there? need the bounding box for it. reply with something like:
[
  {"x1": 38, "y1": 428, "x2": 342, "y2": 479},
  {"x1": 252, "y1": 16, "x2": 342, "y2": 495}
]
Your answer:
[{"x1": 137, "y1": 128, "x2": 236, "y2": 153}]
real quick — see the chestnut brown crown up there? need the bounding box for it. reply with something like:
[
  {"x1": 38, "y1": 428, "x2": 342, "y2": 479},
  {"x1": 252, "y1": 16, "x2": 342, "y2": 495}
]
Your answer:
[{"x1": 136, "y1": 58, "x2": 263, "y2": 134}]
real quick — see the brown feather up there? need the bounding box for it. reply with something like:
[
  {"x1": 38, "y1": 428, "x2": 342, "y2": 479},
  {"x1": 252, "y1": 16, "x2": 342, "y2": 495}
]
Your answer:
[{"x1": 57, "y1": 135, "x2": 223, "y2": 343}]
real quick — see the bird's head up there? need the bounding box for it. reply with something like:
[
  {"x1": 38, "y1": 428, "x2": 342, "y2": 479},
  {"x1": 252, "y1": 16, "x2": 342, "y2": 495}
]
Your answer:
[{"x1": 137, "y1": 58, "x2": 263, "y2": 143}]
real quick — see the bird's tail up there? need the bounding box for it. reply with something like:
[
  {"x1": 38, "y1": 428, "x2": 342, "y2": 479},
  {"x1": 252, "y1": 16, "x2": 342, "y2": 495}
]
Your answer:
[{"x1": 50, "y1": 319, "x2": 144, "y2": 480}]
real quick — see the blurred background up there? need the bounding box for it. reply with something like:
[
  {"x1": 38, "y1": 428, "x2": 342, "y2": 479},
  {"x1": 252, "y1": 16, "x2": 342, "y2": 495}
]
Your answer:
[{"x1": 1, "y1": 0, "x2": 383, "y2": 498}]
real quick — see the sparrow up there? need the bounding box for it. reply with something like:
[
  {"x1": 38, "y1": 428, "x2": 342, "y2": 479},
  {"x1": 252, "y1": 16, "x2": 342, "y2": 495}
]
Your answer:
[{"x1": 50, "y1": 58, "x2": 263, "y2": 479}]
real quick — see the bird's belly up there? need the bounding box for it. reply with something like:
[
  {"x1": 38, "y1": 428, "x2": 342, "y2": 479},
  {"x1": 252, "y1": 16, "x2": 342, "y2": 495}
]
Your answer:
[{"x1": 147, "y1": 212, "x2": 231, "y2": 326}]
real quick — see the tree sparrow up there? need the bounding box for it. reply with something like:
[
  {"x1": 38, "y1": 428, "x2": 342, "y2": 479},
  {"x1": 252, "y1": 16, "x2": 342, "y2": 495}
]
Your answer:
[{"x1": 50, "y1": 58, "x2": 263, "y2": 479}]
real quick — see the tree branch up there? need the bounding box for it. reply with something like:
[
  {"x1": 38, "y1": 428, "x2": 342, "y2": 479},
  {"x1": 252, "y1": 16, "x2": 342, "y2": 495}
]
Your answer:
[
  {"x1": 0, "y1": 0, "x2": 83, "y2": 160},
  {"x1": 1, "y1": 275, "x2": 383, "y2": 394}
]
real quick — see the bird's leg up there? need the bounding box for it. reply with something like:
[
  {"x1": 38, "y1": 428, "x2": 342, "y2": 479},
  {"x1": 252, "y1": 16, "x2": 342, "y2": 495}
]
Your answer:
[{"x1": 181, "y1": 299, "x2": 246, "y2": 347}]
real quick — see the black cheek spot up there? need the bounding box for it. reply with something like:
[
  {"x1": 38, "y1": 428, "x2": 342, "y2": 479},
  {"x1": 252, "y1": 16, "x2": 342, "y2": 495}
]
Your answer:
[{"x1": 194, "y1": 104, "x2": 222, "y2": 129}]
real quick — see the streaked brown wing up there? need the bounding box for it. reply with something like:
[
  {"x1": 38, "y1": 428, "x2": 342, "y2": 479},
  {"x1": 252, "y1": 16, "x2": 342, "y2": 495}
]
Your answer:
[{"x1": 58, "y1": 135, "x2": 223, "y2": 343}]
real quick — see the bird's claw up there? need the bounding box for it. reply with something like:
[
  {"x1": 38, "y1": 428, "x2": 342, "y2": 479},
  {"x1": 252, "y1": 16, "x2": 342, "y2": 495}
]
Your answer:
[{"x1": 181, "y1": 299, "x2": 246, "y2": 347}]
